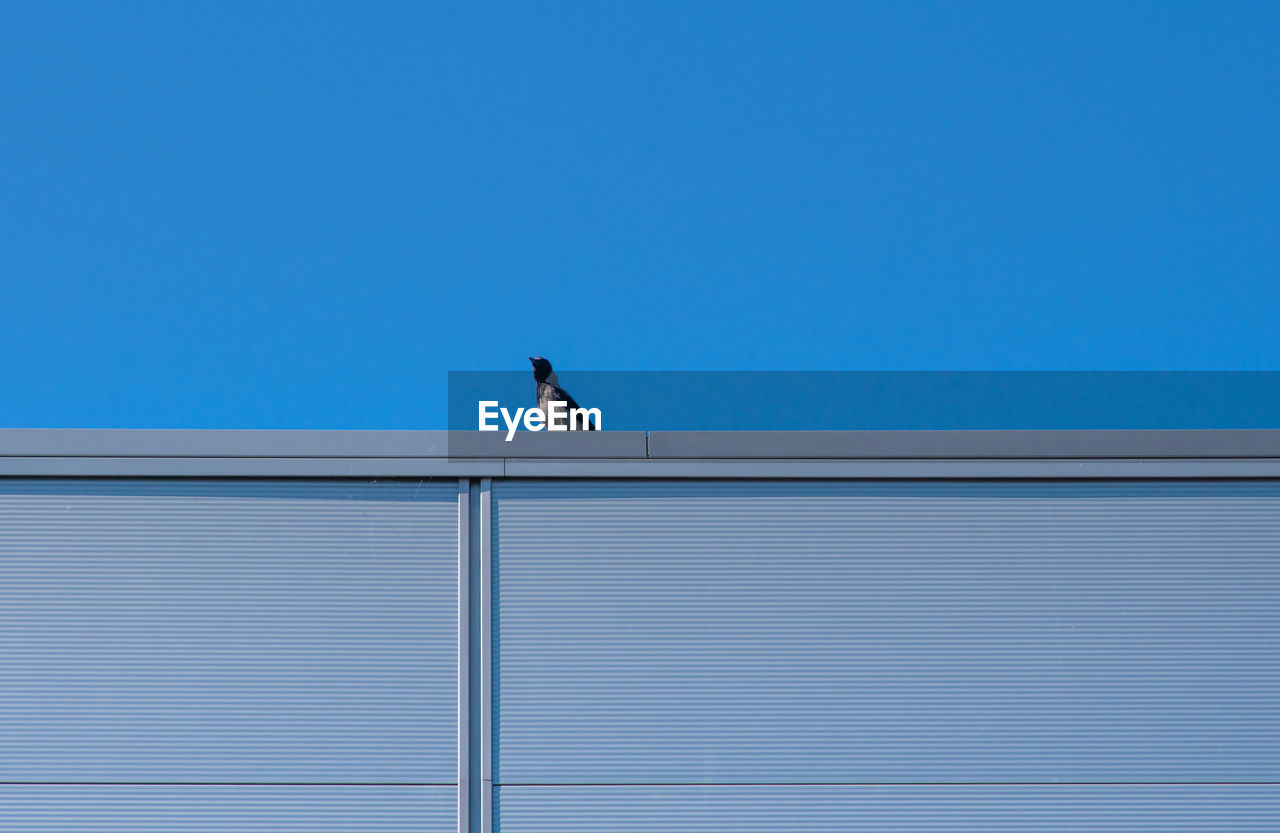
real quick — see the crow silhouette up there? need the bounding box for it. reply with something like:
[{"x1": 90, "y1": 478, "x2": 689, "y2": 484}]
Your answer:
[{"x1": 529, "y1": 357, "x2": 596, "y2": 430}]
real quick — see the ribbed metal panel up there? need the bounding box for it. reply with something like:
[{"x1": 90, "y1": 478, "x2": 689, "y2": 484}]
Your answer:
[
  {"x1": 0, "y1": 479, "x2": 458, "y2": 783},
  {"x1": 0, "y1": 785, "x2": 455, "y2": 832},
  {"x1": 493, "y1": 480, "x2": 1280, "y2": 784},
  {"x1": 495, "y1": 785, "x2": 1280, "y2": 832}
]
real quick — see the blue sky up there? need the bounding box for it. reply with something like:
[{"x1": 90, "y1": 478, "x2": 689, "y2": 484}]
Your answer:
[{"x1": 1, "y1": 2, "x2": 1277, "y2": 428}]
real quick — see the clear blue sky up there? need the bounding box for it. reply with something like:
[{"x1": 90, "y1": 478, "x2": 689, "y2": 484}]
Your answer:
[{"x1": 2, "y1": 2, "x2": 1277, "y2": 428}]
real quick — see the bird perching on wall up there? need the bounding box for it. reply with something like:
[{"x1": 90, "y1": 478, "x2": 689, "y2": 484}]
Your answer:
[{"x1": 529, "y1": 357, "x2": 597, "y2": 430}]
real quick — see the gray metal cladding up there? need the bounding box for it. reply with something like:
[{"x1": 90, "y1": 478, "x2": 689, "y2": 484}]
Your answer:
[
  {"x1": 0, "y1": 785, "x2": 457, "y2": 832},
  {"x1": 494, "y1": 785, "x2": 1280, "y2": 832},
  {"x1": 492, "y1": 479, "x2": 1280, "y2": 784},
  {"x1": 0, "y1": 479, "x2": 459, "y2": 783}
]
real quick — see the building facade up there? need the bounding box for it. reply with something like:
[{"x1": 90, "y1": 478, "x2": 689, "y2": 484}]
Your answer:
[{"x1": 1, "y1": 429, "x2": 1278, "y2": 831}]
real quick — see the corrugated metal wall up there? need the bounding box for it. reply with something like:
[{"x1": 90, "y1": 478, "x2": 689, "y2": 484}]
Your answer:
[
  {"x1": 4, "y1": 475, "x2": 1279, "y2": 831},
  {"x1": 0, "y1": 479, "x2": 459, "y2": 832},
  {"x1": 492, "y1": 480, "x2": 1280, "y2": 831},
  {"x1": 494, "y1": 785, "x2": 1280, "y2": 832}
]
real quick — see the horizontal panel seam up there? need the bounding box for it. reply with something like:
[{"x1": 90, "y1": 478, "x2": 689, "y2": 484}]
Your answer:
[
  {"x1": 494, "y1": 781, "x2": 1280, "y2": 787},
  {"x1": 0, "y1": 781, "x2": 457, "y2": 787}
]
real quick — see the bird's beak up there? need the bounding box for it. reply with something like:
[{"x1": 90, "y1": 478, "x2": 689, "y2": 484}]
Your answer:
[{"x1": 528, "y1": 357, "x2": 534, "y2": 363}]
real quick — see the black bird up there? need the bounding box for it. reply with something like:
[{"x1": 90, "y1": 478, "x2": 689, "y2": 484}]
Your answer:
[{"x1": 529, "y1": 356, "x2": 596, "y2": 430}]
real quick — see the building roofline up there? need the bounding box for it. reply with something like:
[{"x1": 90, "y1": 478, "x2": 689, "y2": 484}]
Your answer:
[{"x1": 0, "y1": 429, "x2": 1276, "y2": 479}]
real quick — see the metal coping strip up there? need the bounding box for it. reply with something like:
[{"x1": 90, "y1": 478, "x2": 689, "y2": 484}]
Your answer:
[{"x1": 0, "y1": 431, "x2": 1279, "y2": 478}]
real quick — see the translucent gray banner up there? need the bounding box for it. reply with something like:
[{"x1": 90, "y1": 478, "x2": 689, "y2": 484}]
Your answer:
[{"x1": 448, "y1": 371, "x2": 1280, "y2": 434}]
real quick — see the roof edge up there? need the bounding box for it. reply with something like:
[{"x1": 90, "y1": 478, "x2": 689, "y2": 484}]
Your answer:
[
  {"x1": 647, "y1": 429, "x2": 1280, "y2": 459},
  {"x1": 0, "y1": 429, "x2": 1276, "y2": 463}
]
